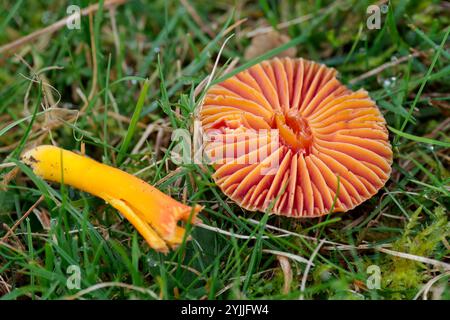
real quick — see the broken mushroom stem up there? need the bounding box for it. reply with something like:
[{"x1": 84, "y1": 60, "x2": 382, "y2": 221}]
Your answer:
[{"x1": 21, "y1": 145, "x2": 202, "y2": 253}]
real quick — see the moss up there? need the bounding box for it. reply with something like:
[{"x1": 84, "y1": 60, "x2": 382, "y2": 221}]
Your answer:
[{"x1": 381, "y1": 206, "x2": 449, "y2": 299}]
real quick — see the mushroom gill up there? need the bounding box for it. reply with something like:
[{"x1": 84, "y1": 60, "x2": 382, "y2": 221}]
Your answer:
[{"x1": 200, "y1": 57, "x2": 393, "y2": 217}]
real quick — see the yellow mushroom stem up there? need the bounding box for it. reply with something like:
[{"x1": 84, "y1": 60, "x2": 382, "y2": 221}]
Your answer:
[{"x1": 21, "y1": 145, "x2": 202, "y2": 253}]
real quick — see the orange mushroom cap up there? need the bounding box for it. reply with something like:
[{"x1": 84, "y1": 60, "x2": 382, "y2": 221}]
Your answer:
[{"x1": 200, "y1": 57, "x2": 393, "y2": 217}]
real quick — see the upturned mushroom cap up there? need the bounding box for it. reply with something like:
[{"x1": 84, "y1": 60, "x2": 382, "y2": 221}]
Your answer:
[{"x1": 200, "y1": 57, "x2": 393, "y2": 217}]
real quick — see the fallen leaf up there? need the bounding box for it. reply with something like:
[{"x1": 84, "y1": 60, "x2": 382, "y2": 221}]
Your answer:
[{"x1": 244, "y1": 30, "x2": 297, "y2": 60}]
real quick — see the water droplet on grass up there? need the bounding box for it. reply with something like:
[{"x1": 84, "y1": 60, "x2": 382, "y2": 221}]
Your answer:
[{"x1": 382, "y1": 77, "x2": 397, "y2": 88}]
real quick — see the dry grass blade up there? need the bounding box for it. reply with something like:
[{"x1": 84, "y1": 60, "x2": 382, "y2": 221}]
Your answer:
[
  {"x1": 0, "y1": 0, "x2": 127, "y2": 55},
  {"x1": 263, "y1": 249, "x2": 311, "y2": 265},
  {"x1": 413, "y1": 271, "x2": 450, "y2": 300},
  {"x1": 64, "y1": 281, "x2": 159, "y2": 300},
  {"x1": 299, "y1": 239, "x2": 325, "y2": 300},
  {"x1": 349, "y1": 51, "x2": 422, "y2": 85},
  {"x1": 1, "y1": 195, "x2": 45, "y2": 243},
  {"x1": 197, "y1": 222, "x2": 290, "y2": 240},
  {"x1": 180, "y1": 0, "x2": 214, "y2": 38},
  {"x1": 377, "y1": 247, "x2": 450, "y2": 270},
  {"x1": 276, "y1": 255, "x2": 293, "y2": 295}
]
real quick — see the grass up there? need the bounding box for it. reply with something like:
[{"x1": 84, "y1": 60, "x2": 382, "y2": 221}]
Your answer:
[{"x1": 0, "y1": 0, "x2": 449, "y2": 300}]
